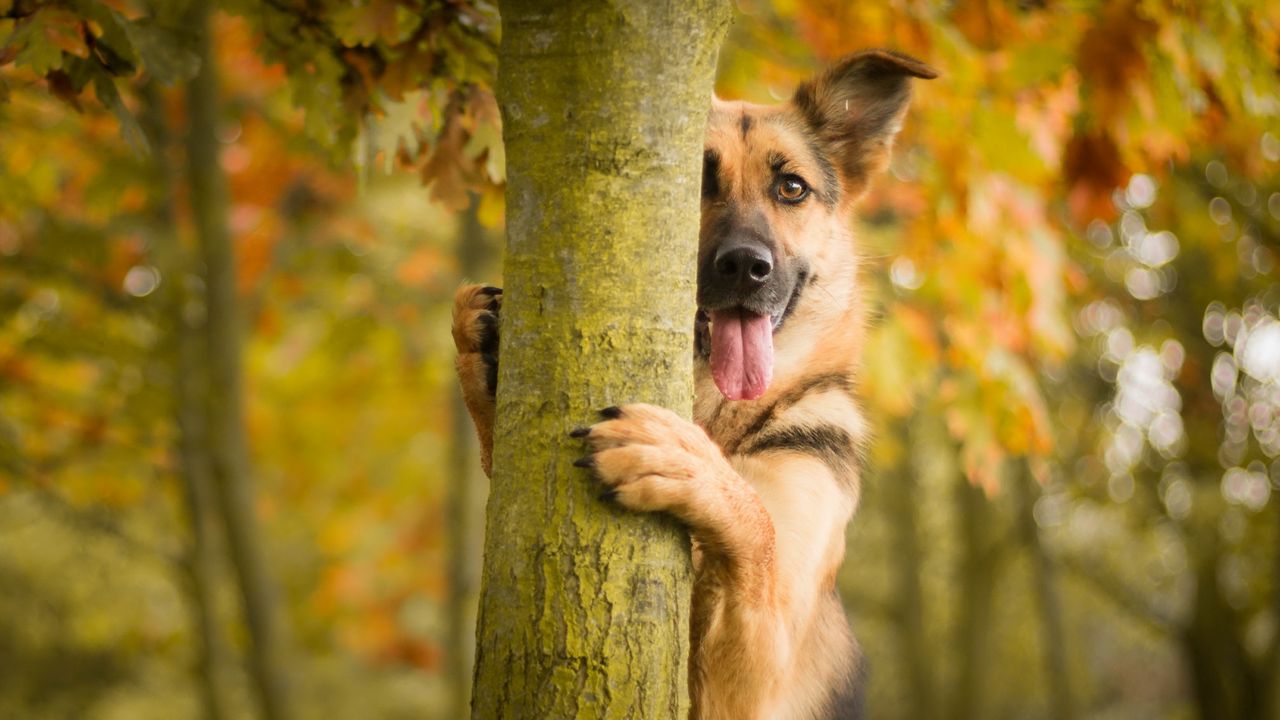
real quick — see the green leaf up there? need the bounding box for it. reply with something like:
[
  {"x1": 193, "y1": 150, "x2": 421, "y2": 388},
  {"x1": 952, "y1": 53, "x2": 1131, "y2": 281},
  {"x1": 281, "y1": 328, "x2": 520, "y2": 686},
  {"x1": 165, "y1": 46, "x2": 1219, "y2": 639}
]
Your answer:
[
  {"x1": 10, "y1": 18, "x2": 64, "y2": 75},
  {"x1": 462, "y1": 121, "x2": 504, "y2": 183},
  {"x1": 76, "y1": 2, "x2": 139, "y2": 73},
  {"x1": 93, "y1": 75, "x2": 149, "y2": 156},
  {"x1": 115, "y1": 16, "x2": 200, "y2": 85},
  {"x1": 369, "y1": 90, "x2": 428, "y2": 173}
]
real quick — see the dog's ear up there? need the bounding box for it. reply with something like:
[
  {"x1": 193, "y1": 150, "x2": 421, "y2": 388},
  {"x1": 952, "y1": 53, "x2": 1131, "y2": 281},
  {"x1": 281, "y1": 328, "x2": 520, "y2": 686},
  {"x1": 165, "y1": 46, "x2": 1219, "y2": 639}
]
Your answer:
[{"x1": 792, "y1": 49, "x2": 936, "y2": 195}]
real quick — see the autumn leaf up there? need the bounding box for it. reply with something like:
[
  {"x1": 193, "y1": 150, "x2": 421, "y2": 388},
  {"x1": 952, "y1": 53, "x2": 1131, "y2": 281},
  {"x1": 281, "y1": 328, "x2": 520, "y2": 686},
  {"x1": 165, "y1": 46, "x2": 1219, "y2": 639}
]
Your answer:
[
  {"x1": 41, "y1": 12, "x2": 89, "y2": 59},
  {"x1": 1063, "y1": 128, "x2": 1128, "y2": 224},
  {"x1": 1075, "y1": 0, "x2": 1157, "y2": 124},
  {"x1": 950, "y1": 0, "x2": 1020, "y2": 51}
]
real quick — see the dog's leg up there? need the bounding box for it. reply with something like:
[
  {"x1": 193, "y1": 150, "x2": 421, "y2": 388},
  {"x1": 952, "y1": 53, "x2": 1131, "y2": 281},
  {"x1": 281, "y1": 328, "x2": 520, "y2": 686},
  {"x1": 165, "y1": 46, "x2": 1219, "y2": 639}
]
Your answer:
[
  {"x1": 574, "y1": 403, "x2": 795, "y2": 719},
  {"x1": 452, "y1": 284, "x2": 502, "y2": 477}
]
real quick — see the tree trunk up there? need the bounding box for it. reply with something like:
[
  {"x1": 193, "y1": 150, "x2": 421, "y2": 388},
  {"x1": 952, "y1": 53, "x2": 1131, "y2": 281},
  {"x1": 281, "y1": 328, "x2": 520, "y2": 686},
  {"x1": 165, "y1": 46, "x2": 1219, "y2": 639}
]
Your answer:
[
  {"x1": 1015, "y1": 465, "x2": 1075, "y2": 720},
  {"x1": 1261, "y1": 495, "x2": 1280, "y2": 720},
  {"x1": 471, "y1": 2, "x2": 729, "y2": 717},
  {"x1": 447, "y1": 196, "x2": 493, "y2": 717},
  {"x1": 142, "y1": 80, "x2": 228, "y2": 720},
  {"x1": 1182, "y1": 545, "x2": 1262, "y2": 720},
  {"x1": 949, "y1": 472, "x2": 997, "y2": 720},
  {"x1": 186, "y1": 6, "x2": 297, "y2": 720},
  {"x1": 885, "y1": 419, "x2": 936, "y2": 720},
  {"x1": 1183, "y1": 553, "x2": 1238, "y2": 720}
]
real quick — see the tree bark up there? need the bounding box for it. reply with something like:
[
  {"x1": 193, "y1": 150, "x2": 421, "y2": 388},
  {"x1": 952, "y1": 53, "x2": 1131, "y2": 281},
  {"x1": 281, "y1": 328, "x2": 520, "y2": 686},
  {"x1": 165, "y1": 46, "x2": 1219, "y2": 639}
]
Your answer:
[
  {"x1": 471, "y1": 2, "x2": 729, "y2": 717},
  {"x1": 447, "y1": 196, "x2": 493, "y2": 717},
  {"x1": 186, "y1": 6, "x2": 297, "y2": 720},
  {"x1": 141, "y1": 79, "x2": 229, "y2": 720}
]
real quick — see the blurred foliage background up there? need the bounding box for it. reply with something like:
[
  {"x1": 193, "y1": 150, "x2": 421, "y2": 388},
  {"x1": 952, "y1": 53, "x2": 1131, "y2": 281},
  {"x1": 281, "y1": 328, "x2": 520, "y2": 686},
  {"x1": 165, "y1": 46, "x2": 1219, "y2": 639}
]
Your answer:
[{"x1": 2, "y1": 0, "x2": 1280, "y2": 719}]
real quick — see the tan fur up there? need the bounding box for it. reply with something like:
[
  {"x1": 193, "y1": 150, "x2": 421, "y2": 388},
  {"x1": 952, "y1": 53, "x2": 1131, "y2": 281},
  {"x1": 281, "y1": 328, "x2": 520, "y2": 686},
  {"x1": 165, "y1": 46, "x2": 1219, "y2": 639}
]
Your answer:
[{"x1": 452, "y1": 49, "x2": 935, "y2": 719}]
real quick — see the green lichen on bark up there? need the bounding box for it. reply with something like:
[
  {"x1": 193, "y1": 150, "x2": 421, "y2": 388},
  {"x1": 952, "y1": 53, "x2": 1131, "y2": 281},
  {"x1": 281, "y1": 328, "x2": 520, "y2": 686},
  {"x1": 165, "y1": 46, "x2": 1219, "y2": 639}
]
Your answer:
[{"x1": 471, "y1": 2, "x2": 730, "y2": 718}]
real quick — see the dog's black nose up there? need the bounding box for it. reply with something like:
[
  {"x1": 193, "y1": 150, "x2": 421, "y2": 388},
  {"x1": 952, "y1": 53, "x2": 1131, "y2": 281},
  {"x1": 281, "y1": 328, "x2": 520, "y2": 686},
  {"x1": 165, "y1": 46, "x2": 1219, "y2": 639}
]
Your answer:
[{"x1": 714, "y1": 243, "x2": 773, "y2": 291}]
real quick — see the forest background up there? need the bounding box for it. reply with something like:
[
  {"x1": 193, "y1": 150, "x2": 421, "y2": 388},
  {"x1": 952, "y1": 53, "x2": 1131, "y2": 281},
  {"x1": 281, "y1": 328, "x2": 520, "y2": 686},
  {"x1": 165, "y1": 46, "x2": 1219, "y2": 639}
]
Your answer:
[{"x1": 2, "y1": 1, "x2": 1280, "y2": 719}]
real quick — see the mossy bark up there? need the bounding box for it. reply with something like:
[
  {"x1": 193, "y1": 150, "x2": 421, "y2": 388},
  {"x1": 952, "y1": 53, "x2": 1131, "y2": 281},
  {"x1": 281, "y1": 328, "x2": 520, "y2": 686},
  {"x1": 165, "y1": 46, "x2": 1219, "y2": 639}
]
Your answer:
[{"x1": 472, "y1": 2, "x2": 730, "y2": 717}]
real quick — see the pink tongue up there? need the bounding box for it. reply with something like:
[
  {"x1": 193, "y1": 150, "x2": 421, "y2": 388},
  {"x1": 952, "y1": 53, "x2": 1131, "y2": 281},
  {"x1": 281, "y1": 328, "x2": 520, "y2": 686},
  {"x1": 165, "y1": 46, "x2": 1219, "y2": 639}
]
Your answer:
[{"x1": 709, "y1": 309, "x2": 774, "y2": 401}]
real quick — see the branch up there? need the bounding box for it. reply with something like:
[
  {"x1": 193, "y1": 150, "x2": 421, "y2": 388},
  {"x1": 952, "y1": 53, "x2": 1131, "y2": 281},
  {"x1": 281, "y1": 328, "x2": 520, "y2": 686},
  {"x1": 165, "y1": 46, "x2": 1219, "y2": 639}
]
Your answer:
[
  {"x1": 1189, "y1": 174, "x2": 1280, "y2": 253},
  {"x1": 1056, "y1": 551, "x2": 1180, "y2": 637},
  {"x1": 3, "y1": 466, "x2": 180, "y2": 569},
  {"x1": 0, "y1": 254, "x2": 137, "y2": 311}
]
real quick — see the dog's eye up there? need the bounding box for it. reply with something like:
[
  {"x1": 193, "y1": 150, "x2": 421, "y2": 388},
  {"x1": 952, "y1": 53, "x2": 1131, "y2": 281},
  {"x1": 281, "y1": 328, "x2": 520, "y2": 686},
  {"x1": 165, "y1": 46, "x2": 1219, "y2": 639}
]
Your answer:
[{"x1": 775, "y1": 176, "x2": 810, "y2": 204}]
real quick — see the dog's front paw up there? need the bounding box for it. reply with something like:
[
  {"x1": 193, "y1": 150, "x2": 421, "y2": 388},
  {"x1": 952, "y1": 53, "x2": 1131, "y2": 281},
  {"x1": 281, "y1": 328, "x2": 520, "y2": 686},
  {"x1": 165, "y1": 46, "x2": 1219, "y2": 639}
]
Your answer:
[
  {"x1": 453, "y1": 284, "x2": 501, "y2": 476},
  {"x1": 452, "y1": 284, "x2": 501, "y2": 355},
  {"x1": 452, "y1": 284, "x2": 501, "y2": 397},
  {"x1": 571, "y1": 403, "x2": 730, "y2": 519}
]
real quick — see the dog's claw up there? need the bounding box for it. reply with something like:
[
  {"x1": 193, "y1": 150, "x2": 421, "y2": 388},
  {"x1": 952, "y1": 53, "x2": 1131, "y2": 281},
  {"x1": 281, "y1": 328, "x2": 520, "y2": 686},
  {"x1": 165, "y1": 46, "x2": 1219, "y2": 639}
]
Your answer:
[
  {"x1": 599, "y1": 488, "x2": 618, "y2": 502},
  {"x1": 599, "y1": 406, "x2": 623, "y2": 419},
  {"x1": 569, "y1": 426, "x2": 591, "y2": 438},
  {"x1": 573, "y1": 455, "x2": 596, "y2": 469}
]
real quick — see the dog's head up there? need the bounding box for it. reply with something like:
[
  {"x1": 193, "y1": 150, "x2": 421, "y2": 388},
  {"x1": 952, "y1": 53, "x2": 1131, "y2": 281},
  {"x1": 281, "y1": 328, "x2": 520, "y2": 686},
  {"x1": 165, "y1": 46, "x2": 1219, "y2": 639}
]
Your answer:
[{"x1": 697, "y1": 49, "x2": 936, "y2": 401}]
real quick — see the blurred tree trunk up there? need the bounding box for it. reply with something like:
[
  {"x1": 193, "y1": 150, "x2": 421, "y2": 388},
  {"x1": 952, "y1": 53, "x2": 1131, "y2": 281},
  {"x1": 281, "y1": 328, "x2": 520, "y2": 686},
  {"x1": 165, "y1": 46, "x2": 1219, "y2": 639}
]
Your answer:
[
  {"x1": 470, "y1": 2, "x2": 729, "y2": 717},
  {"x1": 1015, "y1": 466, "x2": 1075, "y2": 720},
  {"x1": 142, "y1": 80, "x2": 228, "y2": 720},
  {"x1": 187, "y1": 6, "x2": 297, "y2": 720},
  {"x1": 885, "y1": 419, "x2": 936, "y2": 720},
  {"x1": 1182, "y1": 544, "x2": 1264, "y2": 720},
  {"x1": 447, "y1": 195, "x2": 492, "y2": 717},
  {"x1": 949, "y1": 472, "x2": 997, "y2": 720},
  {"x1": 1183, "y1": 552, "x2": 1237, "y2": 719},
  {"x1": 1266, "y1": 513, "x2": 1280, "y2": 720}
]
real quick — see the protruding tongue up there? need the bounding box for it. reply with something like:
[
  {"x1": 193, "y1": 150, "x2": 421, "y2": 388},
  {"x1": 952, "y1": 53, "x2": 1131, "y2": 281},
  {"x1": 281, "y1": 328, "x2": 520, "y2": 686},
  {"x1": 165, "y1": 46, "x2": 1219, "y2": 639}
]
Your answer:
[{"x1": 709, "y1": 309, "x2": 774, "y2": 401}]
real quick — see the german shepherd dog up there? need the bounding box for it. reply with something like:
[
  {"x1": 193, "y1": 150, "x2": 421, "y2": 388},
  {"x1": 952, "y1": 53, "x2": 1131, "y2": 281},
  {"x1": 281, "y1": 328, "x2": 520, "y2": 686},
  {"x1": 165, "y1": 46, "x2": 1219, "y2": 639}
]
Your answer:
[{"x1": 453, "y1": 49, "x2": 935, "y2": 720}]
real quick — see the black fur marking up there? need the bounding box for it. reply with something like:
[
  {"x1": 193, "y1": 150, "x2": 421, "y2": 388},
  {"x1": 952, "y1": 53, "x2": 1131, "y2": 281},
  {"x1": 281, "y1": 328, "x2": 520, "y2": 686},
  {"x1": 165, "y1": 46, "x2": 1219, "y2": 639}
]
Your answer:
[
  {"x1": 742, "y1": 423, "x2": 858, "y2": 484},
  {"x1": 481, "y1": 352, "x2": 498, "y2": 397},
  {"x1": 694, "y1": 310, "x2": 711, "y2": 359},
  {"x1": 729, "y1": 373, "x2": 857, "y2": 454},
  {"x1": 477, "y1": 312, "x2": 499, "y2": 354},
  {"x1": 739, "y1": 113, "x2": 753, "y2": 139},
  {"x1": 702, "y1": 150, "x2": 721, "y2": 199},
  {"x1": 804, "y1": 133, "x2": 841, "y2": 207},
  {"x1": 774, "y1": 263, "x2": 809, "y2": 331},
  {"x1": 767, "y1": 151, "x2": 790, "y2": 173}
]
